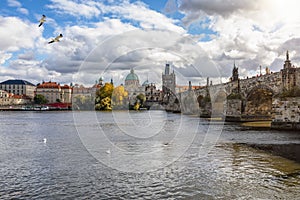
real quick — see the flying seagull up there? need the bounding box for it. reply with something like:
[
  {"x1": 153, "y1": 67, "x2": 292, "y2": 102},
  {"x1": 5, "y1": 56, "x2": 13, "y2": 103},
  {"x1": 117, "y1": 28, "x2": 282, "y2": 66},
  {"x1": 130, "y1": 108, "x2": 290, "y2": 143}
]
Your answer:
[
  {"x1": 48, "y1": 34, "x2": 63, "y2": 44},
  {"x1": 38, "y1": 15, "x2": 46, "y2": 27}
]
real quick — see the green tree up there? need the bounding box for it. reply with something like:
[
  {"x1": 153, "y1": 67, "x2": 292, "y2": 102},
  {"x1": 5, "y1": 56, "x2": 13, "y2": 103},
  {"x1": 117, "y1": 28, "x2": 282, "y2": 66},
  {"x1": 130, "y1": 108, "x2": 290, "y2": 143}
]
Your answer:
[
  {"x1": 136, "y1": 93, "x2": 146, "y2": 107},
  {"x1": 130, "y1": 93, "x2": 146, "y2": 110},
  {"x1": 34, "y1": 94, "x2": 48, "y2": 104}
]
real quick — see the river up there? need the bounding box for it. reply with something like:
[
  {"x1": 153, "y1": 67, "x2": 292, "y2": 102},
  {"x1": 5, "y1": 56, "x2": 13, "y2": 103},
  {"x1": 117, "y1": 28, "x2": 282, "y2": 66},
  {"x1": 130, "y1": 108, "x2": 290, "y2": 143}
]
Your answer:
[{"x1": 0, "y1": 111, "x2": 300, "y2": 199}]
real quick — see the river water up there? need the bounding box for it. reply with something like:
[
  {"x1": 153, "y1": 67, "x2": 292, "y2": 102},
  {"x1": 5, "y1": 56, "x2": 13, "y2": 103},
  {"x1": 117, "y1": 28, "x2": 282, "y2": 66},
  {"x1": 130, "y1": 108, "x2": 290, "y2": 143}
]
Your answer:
[{"x1": 0, "y1": 111, "x2": 300, "y2": 199}]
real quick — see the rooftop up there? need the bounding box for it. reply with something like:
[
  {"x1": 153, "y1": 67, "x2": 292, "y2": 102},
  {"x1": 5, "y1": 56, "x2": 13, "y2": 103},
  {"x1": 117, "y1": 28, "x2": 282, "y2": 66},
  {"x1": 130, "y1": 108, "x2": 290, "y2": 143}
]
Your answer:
[{"x1": 0, "y1": 79, "x2": 35, "y2": 86}]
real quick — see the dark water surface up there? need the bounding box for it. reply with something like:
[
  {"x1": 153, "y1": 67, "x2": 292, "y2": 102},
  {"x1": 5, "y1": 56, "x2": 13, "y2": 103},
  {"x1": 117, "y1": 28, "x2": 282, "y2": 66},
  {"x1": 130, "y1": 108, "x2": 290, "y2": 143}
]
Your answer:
[{"x1": 0, "y1": 111, "x2": 300, "y2": 199}]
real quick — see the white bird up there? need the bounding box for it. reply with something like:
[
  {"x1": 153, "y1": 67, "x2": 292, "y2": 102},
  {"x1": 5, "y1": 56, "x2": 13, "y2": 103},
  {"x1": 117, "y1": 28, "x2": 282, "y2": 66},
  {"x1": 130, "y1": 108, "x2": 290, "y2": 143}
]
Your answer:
[
  {"x1": 43, "y1": 138, "x2": 47, "y2": 143},
  {"x1": 48, "y1": 34, "x2": 63, "y2": 44},
  {"x1": 38, "y1": 15, "x2": 46, "y2": 27},
  {"x1": 106, "y1": 149, "x2": 111, "y2": 154}
]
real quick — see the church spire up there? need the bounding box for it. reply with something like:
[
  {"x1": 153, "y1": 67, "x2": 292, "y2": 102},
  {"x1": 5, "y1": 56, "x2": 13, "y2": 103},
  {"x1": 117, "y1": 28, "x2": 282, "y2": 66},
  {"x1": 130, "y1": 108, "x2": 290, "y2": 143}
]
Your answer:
[{"x1": 286, "y1": 50, "x2": 289, "y2": 61}]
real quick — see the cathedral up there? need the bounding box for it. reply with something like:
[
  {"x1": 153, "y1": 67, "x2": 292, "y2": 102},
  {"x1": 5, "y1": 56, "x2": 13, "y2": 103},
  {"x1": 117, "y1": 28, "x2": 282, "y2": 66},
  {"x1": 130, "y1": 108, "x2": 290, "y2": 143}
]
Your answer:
[{"x1": 124, "y1": 68, "x2": 145, "y2": 105}]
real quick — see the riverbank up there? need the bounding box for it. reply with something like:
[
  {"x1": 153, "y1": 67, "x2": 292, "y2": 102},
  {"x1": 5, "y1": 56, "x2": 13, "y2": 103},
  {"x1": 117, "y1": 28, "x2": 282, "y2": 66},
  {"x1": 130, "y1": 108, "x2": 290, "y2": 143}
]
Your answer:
[{"x1": 246, "y1": 143, "x2": 300, "y2": 163}]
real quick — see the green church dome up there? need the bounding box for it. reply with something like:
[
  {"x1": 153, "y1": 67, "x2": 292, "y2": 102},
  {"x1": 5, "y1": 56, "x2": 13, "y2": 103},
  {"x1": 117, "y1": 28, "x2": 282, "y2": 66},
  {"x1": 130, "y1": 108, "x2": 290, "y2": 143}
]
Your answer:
[
  {"x1": 142, "y1": 80, "x2": 150, "y2": 86},
  {"x1": 125, "y1": 69, "x2": 139, "y2": 81}
]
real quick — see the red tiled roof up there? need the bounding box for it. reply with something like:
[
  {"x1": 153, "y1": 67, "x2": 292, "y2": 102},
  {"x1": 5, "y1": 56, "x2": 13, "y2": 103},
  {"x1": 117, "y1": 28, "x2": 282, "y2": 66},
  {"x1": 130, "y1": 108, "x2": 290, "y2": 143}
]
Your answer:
[
  {"x1": 11, "y1": 94, "x2": 31, "y2": 99},
  {"x1": 37, "y1": 81, "x2": 60, "y2": 89},
  {"x1": 61, "y1": 85, "x2": 72, "y2": 89}
]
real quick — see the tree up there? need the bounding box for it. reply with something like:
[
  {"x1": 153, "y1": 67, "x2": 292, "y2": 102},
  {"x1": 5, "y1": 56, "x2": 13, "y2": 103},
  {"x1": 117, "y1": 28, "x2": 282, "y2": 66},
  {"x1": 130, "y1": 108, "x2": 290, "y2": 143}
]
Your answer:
[
  {"x1": 136, "y1": 93, "x2": 146, "y2": 107},
  {"x1": 34, "y1": 94, "x2": 48, "y2": 104},
  {"x1": 72, "y1": 95, "x2": 94, "y2": 110},
  {"x1": 97, "y1": 83, "x2": 114, "y2": 99},
  {"x1": 131, "y1": 93, "x2": 146, "y2": 110},
  {"x1": 95, "y1": 83, "x2": 114, "y2": 110},
  {"x1": 111, "y1": 85, "x2": 128, "y2": 109}
]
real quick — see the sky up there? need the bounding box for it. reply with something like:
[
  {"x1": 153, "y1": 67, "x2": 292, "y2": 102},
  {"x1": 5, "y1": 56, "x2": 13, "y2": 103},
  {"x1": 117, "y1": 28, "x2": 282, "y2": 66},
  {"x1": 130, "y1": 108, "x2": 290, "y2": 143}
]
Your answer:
[{"x1": 1, "y1": 0, "x2": 300, "y2": 87}]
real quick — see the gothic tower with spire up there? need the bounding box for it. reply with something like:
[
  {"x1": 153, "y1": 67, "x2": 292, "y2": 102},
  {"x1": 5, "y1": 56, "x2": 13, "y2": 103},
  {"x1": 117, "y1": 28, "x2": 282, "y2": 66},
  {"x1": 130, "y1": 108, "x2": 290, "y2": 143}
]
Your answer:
[
  {"x1": 281, "y1": 50, "x2": 297, "y2": 91},
  {"x1": 231, "y1": 62, "x2": 239, "y2": 82},
  {"x1": 162, "y1": 63, "x2": 176, "y2": 97}
]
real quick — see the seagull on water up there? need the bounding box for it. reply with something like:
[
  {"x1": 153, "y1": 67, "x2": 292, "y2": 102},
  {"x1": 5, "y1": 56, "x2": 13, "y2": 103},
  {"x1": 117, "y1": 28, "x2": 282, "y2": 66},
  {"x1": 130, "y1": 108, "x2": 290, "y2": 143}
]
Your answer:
[
  {"x1": 38, "y1": 15, "x2": 46, "y2": 27},
  {"x1": 43, "y1": 138, "x2": 47, "y2": 143},
  {"x1": 48, "y1": 34, "x2": 63, "y2": 44},
  {"x1": 106, "y1": 149, "x2": 111, "y2": 154}
]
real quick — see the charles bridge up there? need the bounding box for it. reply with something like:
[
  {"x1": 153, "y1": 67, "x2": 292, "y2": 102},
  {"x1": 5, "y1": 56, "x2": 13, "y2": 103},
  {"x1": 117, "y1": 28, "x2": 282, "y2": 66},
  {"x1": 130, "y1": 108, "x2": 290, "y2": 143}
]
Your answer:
[{"x1": 169, "y1": 51, "x2": 300, "y2": 129}]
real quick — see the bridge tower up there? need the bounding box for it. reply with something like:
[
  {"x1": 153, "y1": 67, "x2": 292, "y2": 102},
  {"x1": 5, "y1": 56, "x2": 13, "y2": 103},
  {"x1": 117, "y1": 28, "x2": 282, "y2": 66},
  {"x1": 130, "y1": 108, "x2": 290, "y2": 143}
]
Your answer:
[
  {"x1": 231, "y1": 61, "x2": 239, "y2": 82},
  {"x1": 281, "y1": 50, "x2": 297, "y2": 91},
  {"x1": 162, "y1": 63, "x2": 176, "y2": 96}
]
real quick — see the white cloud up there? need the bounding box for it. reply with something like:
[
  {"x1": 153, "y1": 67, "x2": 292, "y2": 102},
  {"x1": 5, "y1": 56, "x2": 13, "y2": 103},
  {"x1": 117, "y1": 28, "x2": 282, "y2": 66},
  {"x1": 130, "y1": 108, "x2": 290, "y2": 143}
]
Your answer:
[
  {"x1": 105, "y1": 1, "x2": 185, "y2": 33},
  {"x1": 7, "y1": 0, "x2": 28, "y2": 15},
  {"x1": 176, "y1": 0, "x2": 300, "y2": 77},
  {"x1": 18, "y1": 51, "x2": 35, "y2": 60},
  {"x1": 0, "y1": 16, "x2": 42, "y2": 52},
  {"x1": 17, "y1": 7, "x2": 29, "y2": 15},
  {"x1": 7, "y1": 0, "x2": 21, "y2": 7},
  {"x1": 71, "y1": 29, "x2": 217, "y2": 87},
  {"x1": 0, "y1": 51, "x2": 12, "y2": 65},
  {"x1": 47, "y1": 0, "x2": 103, "y2": 19},
  {"x1": 3, "y1": 0, "x2": 300, "y2": 86}
]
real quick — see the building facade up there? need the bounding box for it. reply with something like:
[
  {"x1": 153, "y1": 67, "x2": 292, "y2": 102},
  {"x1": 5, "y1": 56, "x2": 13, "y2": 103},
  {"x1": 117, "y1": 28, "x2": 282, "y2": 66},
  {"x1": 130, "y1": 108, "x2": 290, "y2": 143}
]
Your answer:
[
  {"x1": 144, "y1": 81, "x2": 162, "y2": 102},
  {"x1": 0, "y1": 79, "x2": 36, "y2": 99},
  {"x1": 0, "y1": 90, "x2": 31, "y2": 106},
  {"x1": 36, "y1": 81, "x2": 72, "y2": 103}
]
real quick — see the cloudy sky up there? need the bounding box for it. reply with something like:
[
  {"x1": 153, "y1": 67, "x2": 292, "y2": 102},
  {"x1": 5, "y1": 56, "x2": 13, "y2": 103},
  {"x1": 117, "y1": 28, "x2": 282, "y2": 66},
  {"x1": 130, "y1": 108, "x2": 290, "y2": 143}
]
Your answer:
[{"x1": 1, "y1": 0, "x2": 300, "y2": 87}]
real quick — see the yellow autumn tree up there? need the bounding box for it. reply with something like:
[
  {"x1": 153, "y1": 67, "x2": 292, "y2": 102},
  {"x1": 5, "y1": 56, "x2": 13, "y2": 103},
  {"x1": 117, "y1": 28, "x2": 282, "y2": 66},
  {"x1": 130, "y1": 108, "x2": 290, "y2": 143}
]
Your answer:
[
  {"x1": 95, "y1": 82, "x2": 114, "y2": 110},
  {"x1": 111, "y1": 85, "x2": 129, "y2": 109}
]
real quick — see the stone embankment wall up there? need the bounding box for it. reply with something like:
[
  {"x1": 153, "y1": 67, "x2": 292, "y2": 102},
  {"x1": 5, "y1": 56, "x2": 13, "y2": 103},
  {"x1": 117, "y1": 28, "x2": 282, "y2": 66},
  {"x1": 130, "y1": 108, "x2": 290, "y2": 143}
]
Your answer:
[{"x1": 271, "y1": 97, "x2": 300, "y2": 130}]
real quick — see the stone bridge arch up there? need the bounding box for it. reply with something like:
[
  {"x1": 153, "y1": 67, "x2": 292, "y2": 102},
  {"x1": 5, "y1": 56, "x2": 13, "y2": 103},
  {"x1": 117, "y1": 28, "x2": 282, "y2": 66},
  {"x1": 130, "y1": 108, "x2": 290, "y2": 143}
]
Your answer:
[
  {"x1": 246, "y1": 84, "x2": 275, "y2": 99},
  {"x1": 244, "y1": 84, "x2": 274, "y2": 117},
  {"x1": 195, "y1": 88, "x2": 227, "y2": 117}
]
